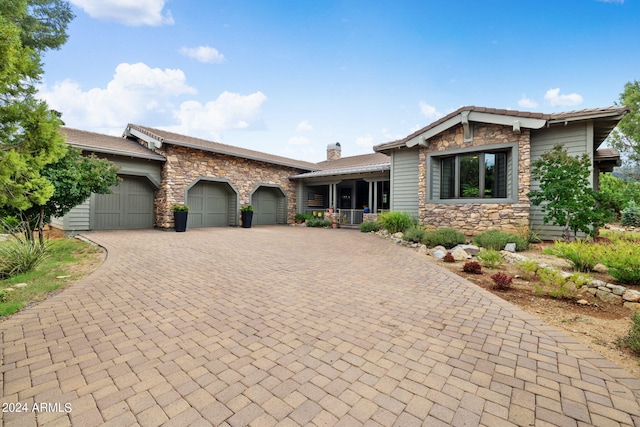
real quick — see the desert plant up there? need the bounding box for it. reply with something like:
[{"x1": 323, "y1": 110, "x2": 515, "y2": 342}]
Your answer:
[
  {"x1": 305, "y1": 219, "x2": 332, "y2": 228},
  {"x1": 403, "y1": 226, "x2": 427, "y2": 243},
  {"x1": 359, "y1": 221, "x2": 380, "y2": 233},
  {"x1": 601, "y1": 241, "x2": 640, "y2": 285},
  {"x1": 625, "y1": 312, "x2": 640, "y2": 355},
  {"x1": 476, "y1": 249, "x2": 503, "y2": 269},
  {"x1": 516, "y1": 259, "x2": 539, "y2": 280},
  {"x1": 473, "y1": 229, "x2": 529, "y2": 251},
  {"x1": 462, "y1": 261, "x2": 482, "y2": 274},
  {"x1": 537, "y1": 267, "x2": 575, "y2": 298},
  {"x1": 442, "y1": 253, "x2": 455, "y2": 263},
  {"x1": 543, "y1": 239, "x2": 601, "y2": 272},
  {"x1": 490, "y1": 272, "x2": 513, "y2": 290},
  {"x1": 621, "y1": 200, "x2": 640, "y2": 227},
  {"x1": 422, "y1": 228, "x2": 466, "y2": 249},
  {"x1": 378, "y1": 211, "x2": 414, "y2": 234},
  {"x1": 599, "y1": 229, "x2": 640, "y2": 243},
  {"x1": 0, "y1": 240, "x2": 50, "y2": 278}
]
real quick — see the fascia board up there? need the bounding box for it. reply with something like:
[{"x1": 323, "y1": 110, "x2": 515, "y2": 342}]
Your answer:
[
  {"x1": 406, "y1": 115, "x2": 462, "y2": 147},
  {"x1": 468, "y1": 112, "x2": 547, "y2": 129},
  {"x1": 126, "y1": 127, "x2": 162, "y2": 148}
]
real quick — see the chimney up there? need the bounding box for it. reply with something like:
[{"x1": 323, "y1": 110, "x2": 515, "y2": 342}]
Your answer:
[{"x1": 327, "y1": 142, "x2": 341, "y2": 161}]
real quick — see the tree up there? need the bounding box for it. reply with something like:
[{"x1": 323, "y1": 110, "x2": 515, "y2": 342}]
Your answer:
[
  {"x1": 609, "y1": 81, "x2": 640, "y2": 177},
  {"x1": 528, "y1": 145, "x2": 610, "y2": 241},
  {"x1": 18, "y1": 148, "x2": 121, "y2": 243},
  {"x1": 0, "y1": 0, "x2": 74, "y2": 218}
]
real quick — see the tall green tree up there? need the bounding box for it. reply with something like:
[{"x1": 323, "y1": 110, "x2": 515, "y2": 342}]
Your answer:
[
  {"x1": 0, "y1": 0, "x2": 74, "y2": 214},
  {"x1": 609, "y1": 81, "x2": 640, "y2": 177},
  {"x1": 528, "y1": 145, "x2": 610, "y2": 241}
]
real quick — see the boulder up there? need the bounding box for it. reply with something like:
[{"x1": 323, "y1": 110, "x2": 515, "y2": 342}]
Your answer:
[
  {"x1": 504, "y1": 243, "x2": 517, "y2": 253},
  {"x1": 593, "y1": 263, "x2": 609, "y2": 274},
  {"x1": 576, "y1": 299, "x2": 590, "y2": 306},
  {"x1": 623, "y1": 289, "x2": 640, "y2": 303},
  {"x1": 452, "y1": 244, "x2": 480, "y2": 257},
  {"x1": 418, "y1": 245, "x2": 428, "y2": 254},
  {"x1": 595, "y1": 289, "x2": 623, "y2": 305},
  {"x1": 606, "y1": 283, "x2": 627, "y2": 296},
  {"x1": 624, "y1": 302, "x2": 640, "y2": 311},
  {"x1": 450, "y1": 247, "x2": 470, "y2": 261},
  {"x1": 393, "y1": 232, "x2": 404, "y2": 239},
  {"x1": 431, "y1": 246, "x2": 447, "y2": 256},
  {"x1": 432, "y1": 249, "x2": 446, "y2": 260}
]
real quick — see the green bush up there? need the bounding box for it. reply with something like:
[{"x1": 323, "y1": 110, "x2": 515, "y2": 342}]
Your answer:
[
  {"x1": 0, "y1": 240, "x2": 50, "y2": 278},
  {"x1": 543, "y1": 239, "x2": 602, "y2": 272},
  {"x1": 359, "y1": 221, "x2": 380, "y2": 233},
  {"x1": 599, "y1": 229, "x2": 640, "y2": 243},
  {"x1": 305, "y1": 219, "x2": 332, "y2": 228},
  {"x1": 516, "y1": 259, "x2": 539, "y2": 280},
  {"x1": 537, "y1": 267, "x2": 575, "y2": 299},
  {"x1": 601, "y1": 241, "x2": 640, "y2": 285},
  {"x1": 378, "y1": 211, "x2": 414, "y2": 234},
  {"x1": 422, "y1": 228, "x2": 466, "y2": 249},
  {"x1": 621, "y1": 200, "x2": 640, "y2": 227},
  {"x1": 476, "y1": 249, "x2": 503, "y2": 269},
  {"x1": 473, "y1": 229, "x2": 529, "y2": 251},
  {"x1": 402, "y1": 226, "x2": 427, "y2": 243},
  {"x1": 625, "y1": 312, "x2": 640, "y2": 355}
]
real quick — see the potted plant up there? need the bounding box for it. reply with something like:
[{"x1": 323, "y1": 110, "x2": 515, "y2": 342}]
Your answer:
[
  {"x1": 173, "y1": 204, "x2": 189, "y2": 232},
  {"x1": 363, "y1": 205, "x2": 370, "y2": 213},
  {"x1": 241, "y1": 205, "x2": 254, "y2": 228}
]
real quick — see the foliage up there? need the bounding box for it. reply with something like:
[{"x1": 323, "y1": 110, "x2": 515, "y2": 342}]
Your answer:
[
  {"x1": 528, "y1": 145, "x2": 610, "y2": 240},
  {"x1": 608, "y1": 81, "x2": 640, "y2": 172},
  {"x1": 476, "y1": 249, "x2": 503, "y2": 269},
  {"x1": 295, "y1": 213, "x2": 314, "y2": 222},
  {"x1": 600, "y1": 241, "x2": 640, "y2": 285},
  {"x1": 490, "y1": 272, "x2": 513, "y2": 290},
  {"x1": 359, "y1": 221, "x2": 380, "y2": 233},
  {"x1": 625, "y1": 312, "x2": 640, "y2": 355},
  {"x1": 599, "y1": 229, "x2": 640, "y2": 243},
  {"x1": 462, "y1": 261, "x2": 482, "y2": 274},
  {"x1": 240, "y1": 205, "x2": 253, "y2": 212},
  {"x1": 599, "y1": 174, "x2": 640, "y2": 218},
  {"x1": 442, "y1": 252, "x2": 455, "y2": 263},
  {"x1": 378, "y1": 211, "x2": 414, "y2": 234},
  {"x1": 173, "y1": 204, "x2": 189, "y2": 212},
  {"x1": 621, "y1": 200, "x2": 640, "y2": 227},
  {"x1": 305, "y1": 218, "x2": 331, "y2": 228},
  {"x1": 513, "y1": 222, "x2": 542, "y2": 244},
  {"x1": 422, "y1": 228, "x2": 466, "y2": 249},
  {"x1": 472, "y1": 229, "x2": 529, "y2": 252},
  {"x1": 402, "y1": 226, "x2": 426, "y2": 243},
  {"x1": 0, "y1": 239, "x2": 49, "y2": 278},
  {"x1": 0, "y1": 0, "x2": 74, "y2": 215},
  {"x1": 543, "y1": 239, "x2": 602, "y2": 272},
  {"x1": 516, "y1": 259, "x2": 539, "y2": 281},
  {"x1": 537, "y1": 267, "x2": 575, "y2": 298}
]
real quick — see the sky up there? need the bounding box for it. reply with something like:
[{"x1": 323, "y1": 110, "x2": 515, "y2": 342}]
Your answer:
[{"x1": 38, "y1": 0, "x2": 640, "y2": 163}]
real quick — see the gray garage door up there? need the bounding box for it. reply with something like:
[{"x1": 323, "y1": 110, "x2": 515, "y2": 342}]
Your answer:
[
  {"x1": 187, "y1": 181, "x2": 229, "y2": 227},
  {"x1": 253, "y1": 187, "x2": 282, "y2": 225},
  {"x1": 93, "y1": 176, "x2": 155, "y2": 230}
]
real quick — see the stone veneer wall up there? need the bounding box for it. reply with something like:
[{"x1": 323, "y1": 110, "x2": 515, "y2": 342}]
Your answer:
[
  {"x1": 155, "y1": 145, "x2": 300, "y2": 228},
  {"x1": 418, "y1": 124, "x2": 531, "y2": 236}
]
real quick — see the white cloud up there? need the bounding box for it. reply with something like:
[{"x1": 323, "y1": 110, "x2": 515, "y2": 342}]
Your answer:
[
  {"x1": 70, "y1": 0, "x2": 174, "y2": 26},
  {"x1": 419, "y1": 101, "x2": 443, "y2": 120},
  {"x1": 288, "y1": 136, "x2": 310, "y2": 145},
  {"x1": 179, "y1": 46, "x2": 226, "y2": 64},
  {"x1": 355, "y1": 135, "x2": 374, "y2": 147},
  {"x1": 296, "y1": 119, "x2": 313, "y2": 132},
  {"x1": 544, "y1": 88, "x2": 583, "y2": 107},
  {"x1": 38, "y1": 62, "x2": 196, "y2": 132},
  {"x1": 518, "y1": 96, "x2": 538, "y2": 109},
  {"x1": 168, "y1": 91, "x2": 267, "y2": 139}
]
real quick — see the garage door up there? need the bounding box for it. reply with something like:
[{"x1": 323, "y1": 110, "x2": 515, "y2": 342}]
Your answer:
[
  {"x1": 93, "y1": 176, "x2": 155, "y2": 230},
  {"x1": 253, "y1": 187, "x2": 281, "y2": 225},
  {"x1": 187, "y1": 181, "x2": 229, "y2": 227}
]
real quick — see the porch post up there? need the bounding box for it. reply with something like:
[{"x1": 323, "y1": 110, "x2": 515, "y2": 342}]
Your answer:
[
  {"x1": 373, "y1": 181, "x2": 378, "y2": 213},
  {"x1": 368, "y1": 182, "x2": 373, "y2": 212}
]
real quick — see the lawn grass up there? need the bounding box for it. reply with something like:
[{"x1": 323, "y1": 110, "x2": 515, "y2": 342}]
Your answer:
[{"x1": 0, "y1": 237, "x2": 103, "y2": 317}]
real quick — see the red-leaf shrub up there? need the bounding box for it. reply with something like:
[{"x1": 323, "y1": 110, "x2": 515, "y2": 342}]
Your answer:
[
  {"x1": 491, "y1": 272, "x2": 513, "y2": 290},
  {"x1": 463, "y1": 261, "x2": 482, "y2": 274}
]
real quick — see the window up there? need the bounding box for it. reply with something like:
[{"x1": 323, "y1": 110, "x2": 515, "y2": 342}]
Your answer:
[{"x1": 436, "y1": 149, "x2": 510, "y2": 200}]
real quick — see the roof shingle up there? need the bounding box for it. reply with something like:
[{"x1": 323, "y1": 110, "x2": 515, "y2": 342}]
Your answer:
[{"x1": 61, "y1": 127, "x2": 166, "y2": 161}]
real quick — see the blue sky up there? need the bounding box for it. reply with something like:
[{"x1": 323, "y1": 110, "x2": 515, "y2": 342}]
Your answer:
[{"x1": 38, "y1": 0, "x2": 640, "y2": 162}]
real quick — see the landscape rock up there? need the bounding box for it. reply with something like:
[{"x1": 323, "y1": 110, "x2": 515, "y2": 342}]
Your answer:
[
  {"x1": 606, "y1": 283, "x2": 626, "y2": 296},
  {"x1": 623, "y1": 290, "x2": 640, "y2": 303},
  {"x1": 504, "y1": 243, "x2": 517, "y2": 253},
  {"x1": 418, "y1": 245, "x2": 428, "y2": 254},
  {"x1": 624, "y1": 302, "x2": 640, "y2": 311},
  {"x1": 393, "y1": 232, "x2": 404, "y2": 239},
  {"x1": 595, "y1": 289, "x2": 623, "y2": 305},
  {"x1": 576, "y1": 299, "x2": 590, "y2": 306},
  {"x1": 593, "y1": 263, "x2": 609, "y2": 274},
  {"x1": 453, "y1": 244, "x2": 480, "y2": 257},
  {"x1": 450, "y1": 247, "x2": 470, "y2": 261},
  {"x1": 431, "y1": 246, "x2": 446, "y2": 256},
  {"x1": 14, "y1": 283, "x2": 28, "y2": 288},
  {"x1": 432, "y1": 250, "x2": 446, "y2": 260}
]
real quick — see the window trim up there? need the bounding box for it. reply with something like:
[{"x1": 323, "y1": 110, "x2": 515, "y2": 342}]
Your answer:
[{"x1": 426, "y1": 142, "x2": 519, "y2": 204}]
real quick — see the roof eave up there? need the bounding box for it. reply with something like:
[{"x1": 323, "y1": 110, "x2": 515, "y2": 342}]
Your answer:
[{"x1": 70, "y1": 143, "x2": 166, "y2": 162}]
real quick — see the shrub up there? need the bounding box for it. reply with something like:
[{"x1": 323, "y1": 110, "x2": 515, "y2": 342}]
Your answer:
[
  {"x1": 422, "y1": 228, "x2": 466, "y2": 249},
  {"x1": 305, "y1": 219, "x2": 332, "y2": 228},
  {"x1": 490, "y1": 272, "x2": 513, "y2": 290},
  {"x1": 537, "y1": 267, "x2": 575, "y2": 298},
  {"x1": 0, "y1": 289, "x2": 7, "y2": 303},
  {"x1": 625, "y1": 312, "x2": 640, "y2": 355},
  {"x1": 0, "y1": 240, "x2": 50, "y2": 278},
  {"x1": 473, "y1": 229, "x2": 529, "y2": 252},
  {"x1": 543, "y1": 239, "x2": 601, "y2": 272},
  {"x1": 403, "y1": 226, "x2": 427, "y2": 243},
  {"x1": 295, "y1": 213, "x2": 314, "y2": 222},
  {"x1": 378, "y1": 211, "x2": 414, "y2": 234},
  {"x1": 599, "y1": 229, "x2": 640, "y2": 243},
  {"x1": 601, "y1": 241, "x2": 640, "y2": 285},
  {"x1": 442, "y1": 253, "x2": 455, "y2": 263},
  {"x1": 476, "y1": 250, "x2": 503, "y2": 269},
  {"x1": 516, "y1": 259, "x2": 539, "y2": 281},
  {"x1": 359, "y1": 221, "x2": 380, "y2": 233},
  {"x1": 621, "y1": 200, "x2": 640, "y2": 227},
  {"x1": 462, "y1": 261, "x2": 482, "y2": 274}
]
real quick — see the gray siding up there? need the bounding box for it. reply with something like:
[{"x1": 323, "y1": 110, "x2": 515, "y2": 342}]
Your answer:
[
  {"x1": 530, "y1": 122, "x2": 590, "y2": 240},
  {"x1": 390, "y1": 149, "x2": 419, "y2": 217}
]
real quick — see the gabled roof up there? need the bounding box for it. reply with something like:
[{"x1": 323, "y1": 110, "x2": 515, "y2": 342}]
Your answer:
[
  {"x1": 61, "y1": 127, "x2": 166, "y2": 161},
  {"x1": 125, "y1": 124, "x2": 319, "y2": 172},
  {"x1": 374, "y1": 105, "x2": 630, "y2": 153},
  {"x1": 292, "y1": 152, "x2": 390, "y2": 179}
]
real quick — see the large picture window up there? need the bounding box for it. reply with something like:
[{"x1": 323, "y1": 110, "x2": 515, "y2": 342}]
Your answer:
[{"x1": 439, "y1": 150, "x2": 508, "y2": 199}]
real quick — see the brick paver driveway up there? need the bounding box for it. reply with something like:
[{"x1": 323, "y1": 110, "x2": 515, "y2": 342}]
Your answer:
[{"x1": 2, "y1": 227, "x2": 640, "y2": 426}]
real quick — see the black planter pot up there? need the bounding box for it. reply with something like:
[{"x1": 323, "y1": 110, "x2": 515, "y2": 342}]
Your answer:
[
  {"x1": 241, "y1": 211, "x2": 253, "y2": 228},
  {"x1": 174, "y1": 211, "x2": 188, "y2": 232}
]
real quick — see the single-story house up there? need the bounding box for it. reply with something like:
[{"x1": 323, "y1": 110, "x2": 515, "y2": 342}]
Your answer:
[
  {"x1": 55, "y1": 105, "x2": 627, "y2": 239},
  {"x1": 373, "y1": 106, "x2": 629, "y2": 239}
]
